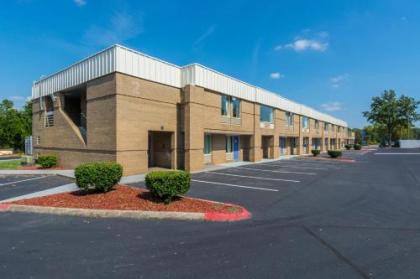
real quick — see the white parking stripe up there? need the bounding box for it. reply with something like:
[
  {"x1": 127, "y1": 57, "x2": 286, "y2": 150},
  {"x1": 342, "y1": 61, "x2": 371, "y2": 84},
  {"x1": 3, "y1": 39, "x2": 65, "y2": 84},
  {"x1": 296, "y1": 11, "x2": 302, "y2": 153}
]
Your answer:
[
  {"x1": 209, "y1": 172, "x2": 300, "y2": 183},
  {"x1": 192, "y1": 179, "x2": 279, "y2": 192},
  {"x1": 237, "y1": 166, "x2": 316, "y2": 175},
  {"x1": 267, "y1": 164, "x2": 325, "y2": 170},
  {"x1": 0, "y1": 176, "x2": 49, "y2": 187}
]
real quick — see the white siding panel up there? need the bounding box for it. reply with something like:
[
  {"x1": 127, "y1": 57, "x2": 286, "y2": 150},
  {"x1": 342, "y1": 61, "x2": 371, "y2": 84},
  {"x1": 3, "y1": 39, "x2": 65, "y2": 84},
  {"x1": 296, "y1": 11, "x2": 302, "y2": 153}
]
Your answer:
[
  {"x1": 32, "y1": 44, "x2": 347, "y2": 127},
  {"x1": 32, "y1": 46, "x2": 117, "y2": 99}
]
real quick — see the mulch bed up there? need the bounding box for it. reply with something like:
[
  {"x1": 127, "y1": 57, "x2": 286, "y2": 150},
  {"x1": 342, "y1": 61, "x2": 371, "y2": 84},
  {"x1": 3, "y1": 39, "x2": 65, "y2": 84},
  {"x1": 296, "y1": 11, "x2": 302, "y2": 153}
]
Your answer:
[
  {"x1": 10, "y1": 185, "x2": 243, "y2": 214},
  {"x1": 306, "y1": 157, "x2": 355, "y2": 162}
]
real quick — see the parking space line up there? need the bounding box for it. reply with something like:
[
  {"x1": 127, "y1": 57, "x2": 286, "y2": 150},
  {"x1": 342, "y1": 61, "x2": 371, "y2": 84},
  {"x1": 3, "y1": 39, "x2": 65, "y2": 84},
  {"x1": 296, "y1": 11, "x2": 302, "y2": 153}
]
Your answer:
[
  {"x1": 237, "y1": 166, "x2": 316, "y2": 175},
  {"x1": 266, "y1": 164, "x2": 325, "y2": 170},
  {"x1": 192, "y1": 179, "x2": 279, "y2": 192},
  {"x1": 0, "y1": 176, "x2": 50, "y2": 187},
  {"x1": 209, "y1": 172, "x2": 300, "y2": 183}
]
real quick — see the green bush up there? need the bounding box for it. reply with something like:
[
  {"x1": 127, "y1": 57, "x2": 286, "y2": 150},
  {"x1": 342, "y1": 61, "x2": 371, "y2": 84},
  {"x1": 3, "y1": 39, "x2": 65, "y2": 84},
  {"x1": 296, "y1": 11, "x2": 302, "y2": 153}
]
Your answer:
[
  {"x1": 75, "y1": 161, "x2": 123, "y2": 192},
  {"x1": 345, "y1": 144, "x2": 353, "y2": 150},
  {"x1": 353, "y1": 144, "x2": 362, "y2": 150},
  {"x1": 145, "y1": 171, "x2": 191, "y2": 204},
  {"x1": 36, "y1": 155, "x2": 58, "y2": 168},
  {"x1": 328, "y1": 150, "x2": 343, "y2": 158},
  {"x1": 311, "y1": 149, "x2": 320, "y2": 157}
]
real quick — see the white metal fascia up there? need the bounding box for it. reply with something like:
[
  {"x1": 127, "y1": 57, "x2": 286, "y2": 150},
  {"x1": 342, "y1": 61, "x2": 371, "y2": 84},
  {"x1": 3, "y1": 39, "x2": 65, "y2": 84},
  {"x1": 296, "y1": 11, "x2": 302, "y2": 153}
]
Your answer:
[{"x1": 31, "y1": 44, "x2": 348, "y2": 127}]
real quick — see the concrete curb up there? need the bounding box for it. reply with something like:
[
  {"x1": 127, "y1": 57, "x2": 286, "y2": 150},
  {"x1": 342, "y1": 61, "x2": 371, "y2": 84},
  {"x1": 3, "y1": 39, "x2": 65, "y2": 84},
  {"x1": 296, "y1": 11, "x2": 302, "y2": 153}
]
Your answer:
[
  {"x1": 0, "y1": 169, "x2": 75, "y2": 178},
  {"x1": 0, "y1": 204, "x2": 204, "y2": 221},
  {"x1": 0, "y1": 203, "x2": 251, "y2": 222}
]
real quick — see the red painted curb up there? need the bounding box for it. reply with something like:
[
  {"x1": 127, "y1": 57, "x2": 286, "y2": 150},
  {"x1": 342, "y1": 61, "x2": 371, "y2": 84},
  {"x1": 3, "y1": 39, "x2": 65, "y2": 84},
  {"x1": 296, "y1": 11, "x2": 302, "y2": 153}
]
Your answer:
[
  {"x1": 0, "y1": 204, "x2": 11, "y2": 211},
  {"x1": 204, "y1": 207, "x2": 251, "y2": 222}
]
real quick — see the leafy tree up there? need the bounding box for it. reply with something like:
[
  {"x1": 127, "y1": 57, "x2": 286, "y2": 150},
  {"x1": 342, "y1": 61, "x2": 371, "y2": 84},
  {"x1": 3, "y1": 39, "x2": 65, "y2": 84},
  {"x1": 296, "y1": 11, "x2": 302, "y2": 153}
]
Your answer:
[
  {"x1": 0, "y1": 99, "x2": 32, "y2": 150},
  {"x1": 363, "y1": 90, "x2": 419, "y2": 146}
]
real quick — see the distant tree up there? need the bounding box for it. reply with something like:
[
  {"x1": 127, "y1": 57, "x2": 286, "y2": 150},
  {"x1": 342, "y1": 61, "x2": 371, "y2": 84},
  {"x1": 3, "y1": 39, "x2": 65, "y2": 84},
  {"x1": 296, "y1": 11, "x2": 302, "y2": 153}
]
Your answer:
[
  {"x1": 363, "y1": 90, "x2": 419, "y2": 146},
  {"x1": 353, "y1": 128, "x2": 362, "y2": 144},
  {"x1": 399, "y1": 95, "x2": 420, "y2": 139},
  {"x1": 0, "y1": 99, "x2": 32, "y2": 150}
]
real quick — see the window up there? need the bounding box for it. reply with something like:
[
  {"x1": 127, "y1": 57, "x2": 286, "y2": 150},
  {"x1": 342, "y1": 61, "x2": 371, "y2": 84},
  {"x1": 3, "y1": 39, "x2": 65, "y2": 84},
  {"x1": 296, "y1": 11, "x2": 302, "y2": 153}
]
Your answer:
[
  {"x1": 231, "y1": 97, "x2": 240, "y2": 118},
  {"x1": 204, "y1": 134, "x2": 212, "y2": 155},
  {"x1": 260, "y1": 105, "x2": 273, "y2": 123},
  {"x1": 286, "y1": 112, "x2": 294, "y2": 126},
  {"x1": 324, "y1": 123, "x2": 329, "y2": 131},
  {"x1": 221, "y1": 95, "x2": 229, "y2": 116},
  {"x1": 221, "y1": 95, "x2": 241, "y2": 118},
  {"x1": 226, "y1": 136, "x2": 233, "y2": 153},
  {"x1": 315, "y1": 120, "x2": 319, "y2": 129},
  {"x1": 332, "y1": 125, "x2": 335, "y2": 132},
  {"x1": 302, "y1": 116, "x2": 309, "y2": 129}
]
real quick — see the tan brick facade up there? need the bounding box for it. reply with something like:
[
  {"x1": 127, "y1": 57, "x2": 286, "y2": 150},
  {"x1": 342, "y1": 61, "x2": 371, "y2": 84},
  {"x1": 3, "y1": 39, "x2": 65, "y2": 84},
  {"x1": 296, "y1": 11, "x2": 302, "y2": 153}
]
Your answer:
[{"x1": 33, "y1": 72, "x2": 353, "y2": 175}]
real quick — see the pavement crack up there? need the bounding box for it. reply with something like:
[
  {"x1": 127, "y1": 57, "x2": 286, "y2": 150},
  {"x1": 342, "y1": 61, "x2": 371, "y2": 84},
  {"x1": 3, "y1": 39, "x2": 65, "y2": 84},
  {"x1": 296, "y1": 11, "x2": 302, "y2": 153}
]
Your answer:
[{"x1": 303, "y1": 226, "x2": 371, "y2": 279}]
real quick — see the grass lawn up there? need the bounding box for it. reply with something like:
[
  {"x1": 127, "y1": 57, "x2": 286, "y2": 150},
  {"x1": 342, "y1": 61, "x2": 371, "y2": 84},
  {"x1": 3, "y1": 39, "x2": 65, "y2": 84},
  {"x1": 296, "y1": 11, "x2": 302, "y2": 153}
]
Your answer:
[{"x1": 0, "y1": 159, "x2": 21, "y2": 170}]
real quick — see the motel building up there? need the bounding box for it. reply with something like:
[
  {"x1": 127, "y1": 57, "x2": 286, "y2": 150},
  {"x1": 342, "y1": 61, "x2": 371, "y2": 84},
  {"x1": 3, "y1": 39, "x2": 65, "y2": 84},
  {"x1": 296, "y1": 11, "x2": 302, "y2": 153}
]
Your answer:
[{"x1": 32, "y1": 45, "x2": 354, "y2": 175}]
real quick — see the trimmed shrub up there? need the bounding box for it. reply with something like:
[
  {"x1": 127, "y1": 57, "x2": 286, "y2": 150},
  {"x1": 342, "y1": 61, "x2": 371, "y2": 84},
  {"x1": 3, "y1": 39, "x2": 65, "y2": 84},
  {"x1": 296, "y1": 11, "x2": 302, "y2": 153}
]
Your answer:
[
  {"x1": 36, "y1": 155, "x2": 58, "y2": 168},
  {"x1": 75, "y1": 161, "x2": 123, "y2": 192},
  {"x1": 328, "y1": 150, "x2": 343, "y2": 158},
  {"x1": 311, "y1": 149, "x2": 320, "y2": 157},
  {"x1": 353, "y1": 144, "x2": 362, "y2": 150},
  {"x1": 345, "y1": 144, "x2": 352, "y2": 150},
  {"x1": 145, "y1": 171, "x2": 191, "y2": 204}
]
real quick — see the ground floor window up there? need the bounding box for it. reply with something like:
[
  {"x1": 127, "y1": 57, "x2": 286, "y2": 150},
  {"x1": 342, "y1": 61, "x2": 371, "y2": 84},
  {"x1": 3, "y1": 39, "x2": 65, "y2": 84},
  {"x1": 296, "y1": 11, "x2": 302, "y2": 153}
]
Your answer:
[
  {"x1": 204, "y1": 134, "x2": 212, "y2": 154},
  {"x1": 226, "y1": 136, "x2": 233, "y2": 153}
]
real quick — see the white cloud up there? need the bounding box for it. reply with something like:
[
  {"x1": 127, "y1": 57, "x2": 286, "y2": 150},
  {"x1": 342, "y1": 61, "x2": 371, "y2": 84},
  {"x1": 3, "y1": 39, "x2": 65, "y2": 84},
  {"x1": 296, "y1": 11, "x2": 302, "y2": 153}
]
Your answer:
[
  {"x1": 275, "y1": 31, "x2": 329, "y2": 52},
  {"x1": 270, "y1": 72, "x2": 284, "y2": 80},
  {"x1": 321, "y1": 102, "x2": 343, "y2": 112},
  {"x1": 330, "y1": 74, "x2": 349, "y2": 88},
  {"x1": 83, "y1": 11, "x2": 143, "y2": 47},
  {"x1": 74, "y1": 0, "x2": 86, "y2": 6},
  {"x1": 285, "y1": 39, "x2": 328, "y2": 52},
  {"x1": 193, "y1": 25, "x2": 216, "y2": 47}
]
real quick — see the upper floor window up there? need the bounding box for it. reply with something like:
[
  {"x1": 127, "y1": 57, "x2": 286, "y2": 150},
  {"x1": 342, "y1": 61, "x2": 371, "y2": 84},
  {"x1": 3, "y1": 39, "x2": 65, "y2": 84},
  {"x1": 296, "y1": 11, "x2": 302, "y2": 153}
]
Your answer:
[
  {"x1": 302, "y1": 116, "x2": 309, "y2": 129},
  {"x1": 324, "y1": 123, "x2": 329, "y2": 131},
  {"x1": 231, "y1": 97, "x2": 240, "y2": 118},
  {"x1": 315, "y1": 120, "x2": 320, "y2": 129},
  {"x1": 221, "y1": 95, "x2": 241, "y2": 118},
  {"x1": 286, "y1": 112, "x2": 294, "y2": 126},
  {"x1": 332, "y1": 125, "x2": 335, "y2": 132},
  {"x1": 260, "y1": 105, "x2": 273, "y2": 123},
  {"x1": 221, "y1": 95, "x2": 229, "y2": 116}
]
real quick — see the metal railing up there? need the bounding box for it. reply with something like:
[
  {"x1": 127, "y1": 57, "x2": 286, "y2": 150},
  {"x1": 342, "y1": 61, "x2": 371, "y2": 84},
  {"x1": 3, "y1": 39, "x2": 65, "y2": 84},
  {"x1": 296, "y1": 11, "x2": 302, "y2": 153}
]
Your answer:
[{"x1": 44, "y1": 111, "x2": 54, "y2": 127}]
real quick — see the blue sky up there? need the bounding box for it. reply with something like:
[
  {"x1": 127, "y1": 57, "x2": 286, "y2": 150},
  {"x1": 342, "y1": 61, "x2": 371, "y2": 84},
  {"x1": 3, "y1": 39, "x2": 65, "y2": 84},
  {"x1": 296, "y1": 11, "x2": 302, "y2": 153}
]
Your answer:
[{"x1": 1, "y1": 0, "x2": 419, "y2": 128}]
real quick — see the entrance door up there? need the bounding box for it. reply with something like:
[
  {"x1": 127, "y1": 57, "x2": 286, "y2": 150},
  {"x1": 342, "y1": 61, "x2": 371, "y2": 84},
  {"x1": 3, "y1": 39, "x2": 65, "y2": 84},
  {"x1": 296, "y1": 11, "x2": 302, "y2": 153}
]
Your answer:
[
  {"x1": 280, "y1": 137, "x2": 286, "y2": 155},
  {"x1": 233, "y1": 136, "x2": 240, "y2": 161},
  {"x1": 290, "y1": 138, "x2": 296, "y2": 155}
]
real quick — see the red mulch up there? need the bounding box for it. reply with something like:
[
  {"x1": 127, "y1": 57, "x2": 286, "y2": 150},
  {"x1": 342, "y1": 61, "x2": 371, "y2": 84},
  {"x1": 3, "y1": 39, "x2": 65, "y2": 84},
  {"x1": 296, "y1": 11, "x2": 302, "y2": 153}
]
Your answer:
[
  {"x1": 17, "y1": 165, "x2": 66, "y2": 170},
  {"x1": 10, "y1": 185, "x2": 243, "y2": 214}
]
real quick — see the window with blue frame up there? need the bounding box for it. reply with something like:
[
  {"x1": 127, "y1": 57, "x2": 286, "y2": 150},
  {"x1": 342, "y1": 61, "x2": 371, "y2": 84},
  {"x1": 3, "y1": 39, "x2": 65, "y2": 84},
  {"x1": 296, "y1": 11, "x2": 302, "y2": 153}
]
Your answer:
[
  {"x1": 204, "y1": 134, "x2": 212, "y2": 154},
  {"x1": 302, "y1": 116, "x2": 309, "y2": 129},
  {"x1": 231, "y1": 97, "x2": 240, "y2": 118},
  {"x1": 221, "y1": 95, "x2": 229, "y2": 116},
  {"x1": 221, "y1": 95, "x2": 241, "y2": 118},
  {"x1": 285, "y1": 112, "x2": 294, "y2": 126},
  {"x1": 260, "y1": 105, "x2": 273, "y2": 123}
]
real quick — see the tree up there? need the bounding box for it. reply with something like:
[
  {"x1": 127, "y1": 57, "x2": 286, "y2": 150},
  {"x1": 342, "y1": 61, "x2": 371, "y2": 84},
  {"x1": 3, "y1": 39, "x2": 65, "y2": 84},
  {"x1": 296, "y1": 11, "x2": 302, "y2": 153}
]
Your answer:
[
  {"x1": 363, "y1": 90, "x2": 419, "y2": 146},
  {"x1": 0, "y1": 99, "x2": 32, "y2": 150}
]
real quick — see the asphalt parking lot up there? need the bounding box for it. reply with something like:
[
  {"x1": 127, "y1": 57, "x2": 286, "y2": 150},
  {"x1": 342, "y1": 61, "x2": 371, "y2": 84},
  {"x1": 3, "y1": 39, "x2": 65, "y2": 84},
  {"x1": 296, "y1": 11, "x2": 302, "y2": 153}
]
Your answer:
[
  {"x1": 0, "y1": 174, "x2": 74, "y2": 201},
  {"x1": 2, "y1": 149, "x2": 420, "y2": 278}
]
